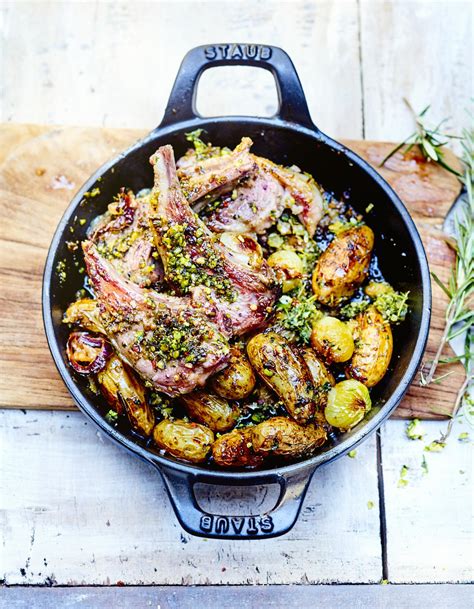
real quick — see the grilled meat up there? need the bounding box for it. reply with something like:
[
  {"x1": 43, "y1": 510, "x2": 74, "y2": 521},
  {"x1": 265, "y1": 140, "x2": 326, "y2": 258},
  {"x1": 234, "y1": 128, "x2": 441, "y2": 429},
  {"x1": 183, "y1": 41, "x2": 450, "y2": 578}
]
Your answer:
[
  {"x1": 177, "y1": 137, "x2": 256, "y2": 203},
  {"x1": 83, "y1": 240, "x2": 230, "y2": 396},
  {"x1": 149, "y1": 145, "x2": 280, "y2": 335},
  {"x1": 180, "y1": 145, "x2": 324, "y2": 236},
  {"x1": 89, "y1": 189, "x2": 163, "y2": 288}
]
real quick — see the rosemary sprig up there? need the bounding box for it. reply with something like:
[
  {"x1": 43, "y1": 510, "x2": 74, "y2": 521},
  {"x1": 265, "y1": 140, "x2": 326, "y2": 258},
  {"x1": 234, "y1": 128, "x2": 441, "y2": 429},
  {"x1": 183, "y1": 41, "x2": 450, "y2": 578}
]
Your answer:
[
  {"x1": 421, "y1": 123, "x2": 474, "y2": 438},
  {"x1": 380, "y1": 98, "x2": 462, "y2": 176}
]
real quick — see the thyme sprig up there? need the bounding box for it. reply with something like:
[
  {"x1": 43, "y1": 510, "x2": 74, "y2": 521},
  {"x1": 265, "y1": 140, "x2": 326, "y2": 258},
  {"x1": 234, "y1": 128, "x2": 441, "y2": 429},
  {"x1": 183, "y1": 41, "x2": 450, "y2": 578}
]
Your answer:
[{"x1": 380, "y1": 98, "x2": 462, "y2": 176}]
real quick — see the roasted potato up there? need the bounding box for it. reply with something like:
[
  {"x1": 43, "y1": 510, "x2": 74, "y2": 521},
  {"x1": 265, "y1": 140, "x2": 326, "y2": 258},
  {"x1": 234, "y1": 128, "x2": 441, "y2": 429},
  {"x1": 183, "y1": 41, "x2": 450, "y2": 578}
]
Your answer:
[
  {"x1": 364, "y1": 280, "x2": 393, "y2": 299},
  {"x1": 247, "y1": 332, "x2": 316, "y2": 424},
  {"x1": 301, "y1": 347, "x2": 335, "y2": 408},
  {"x1": 251, "y1": 416, "x2": 327, "y2": 458},
  {"x1": 97, "y1": 354, "x2": 155, "y2": 436},
  {"x1": 219, "y1": 231, "x2": 265, "y2": 270},
  {"x1": 63, "y1": 298, "x2": 105, "y2": 334},
  {"x1": 210, "y1": 347, "x2": 256, "y2": 400},
  {"x1": 312, "y1": 225, "x2": 374, "y2": 306},
  {"x1": 153, "y1": 419, "x2": 214, "y2": 464},
  {"x1": 310, "y1": 316, "x2": 354, "y2": 363},
  {"x1": 180, "y1": 390, "x2": 239, "y2": 433},
  {"x1": 212, "y1": 427, "x2": 265, "y2": 468},
  {"x1": 345, "y1": 305, "x2": 393, "y2": 387},
  {"x1": 267, "y1": 249, "x2": 304, "y2": 293},
  {"x1": 324, "y1": 379, "x2": 372, "y2": 431}
]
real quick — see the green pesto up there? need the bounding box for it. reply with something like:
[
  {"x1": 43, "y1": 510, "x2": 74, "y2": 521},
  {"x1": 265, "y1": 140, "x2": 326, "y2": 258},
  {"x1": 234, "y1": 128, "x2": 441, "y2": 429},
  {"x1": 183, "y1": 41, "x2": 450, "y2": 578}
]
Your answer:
[
  {"x1": 339, "y1": 299, "x2": 370, "y2": 320},
  {"x1": 374, "y1": 289, "x2": 410, "y2": 324}
]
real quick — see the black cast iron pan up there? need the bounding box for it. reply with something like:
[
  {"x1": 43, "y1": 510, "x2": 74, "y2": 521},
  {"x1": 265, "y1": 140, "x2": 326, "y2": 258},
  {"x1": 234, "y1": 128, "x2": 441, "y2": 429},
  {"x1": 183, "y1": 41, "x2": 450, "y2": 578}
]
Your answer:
[{"x1": 43, "y1": 43, "x2": 431, "y2": 539}]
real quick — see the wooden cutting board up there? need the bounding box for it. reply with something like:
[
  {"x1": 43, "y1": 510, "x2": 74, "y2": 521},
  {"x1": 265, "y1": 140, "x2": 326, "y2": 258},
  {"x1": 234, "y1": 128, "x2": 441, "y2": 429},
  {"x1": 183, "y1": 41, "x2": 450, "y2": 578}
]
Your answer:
[{"x1": 0, "y1": 123, "x2": 465, "y2": 419}]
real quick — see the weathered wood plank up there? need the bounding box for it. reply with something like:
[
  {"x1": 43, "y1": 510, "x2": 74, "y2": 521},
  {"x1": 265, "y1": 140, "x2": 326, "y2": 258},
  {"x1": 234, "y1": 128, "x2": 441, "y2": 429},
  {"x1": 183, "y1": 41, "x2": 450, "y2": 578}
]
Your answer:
[
  {"x1": 381, "y1": 419, "x2": 473, "y2": 583},
  {"x1": 0, "y1": 1, "x2": 363, "y2": 139},
  {"x1": 1, "y1": 584, "x2": 473, "y2": 609},
  {"x1": 0, "y1": 410, "x2": 382, "y2": 585},
  {"x1": 359, "y1": 0, "x2": 472, "y2": 152}
]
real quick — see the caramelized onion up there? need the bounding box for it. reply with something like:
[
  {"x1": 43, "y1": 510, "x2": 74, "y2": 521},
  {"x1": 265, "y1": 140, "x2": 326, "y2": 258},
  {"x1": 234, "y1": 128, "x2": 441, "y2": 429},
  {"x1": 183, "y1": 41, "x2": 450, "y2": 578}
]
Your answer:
[{"x1": 66, "y1": 331, "x2": 112, "y2": 374}]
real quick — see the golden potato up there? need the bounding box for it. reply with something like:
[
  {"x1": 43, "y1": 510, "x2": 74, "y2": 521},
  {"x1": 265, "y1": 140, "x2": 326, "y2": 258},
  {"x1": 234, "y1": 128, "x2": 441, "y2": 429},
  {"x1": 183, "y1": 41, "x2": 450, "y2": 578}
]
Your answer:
[
  {"x1": 301, "y1": 347, "x2": 335, "y2": 408},
  {"x1": 63, "y1": 298, "x2": 105, "y2": 334},
  {"x1": 310, "y1": 316, "x2": 354, "y2": 363},
  {"x1": 180, "y1": 390, "x2": 240, "y2": 433},
  {"x1": 251, "y1": 416, "x2": 327, "y2": 458},
  {"x1": 97, "y1": 355, "x2": 155, "y2": 436},
  {"x1": 312, "y1": 225, "x2": 374, "y2": 306},
  {"x1": 212, "y1": 427, "x2": 265, "y2": 468},
  {"x1": 345, "y1": 305, "x2": 393, "y2": 387},
  {"x1": 210, "y1": 347, "x2": 256, "y2": 400},
  {"x1": 364, "y1": 280, "x2": 393, "y2": 299},
  {"x1": 324, "y1": 379, "x2": 372, "y2": 431},
  {"x1": 153, "y1": 419, "x2": 214, "y2": 464},
  {"x1": 247, "y1": 332, "x2": 316, "y2": 424},
  {"x1": 267, "y1": 249, "x2": 304, "y2": 293}
]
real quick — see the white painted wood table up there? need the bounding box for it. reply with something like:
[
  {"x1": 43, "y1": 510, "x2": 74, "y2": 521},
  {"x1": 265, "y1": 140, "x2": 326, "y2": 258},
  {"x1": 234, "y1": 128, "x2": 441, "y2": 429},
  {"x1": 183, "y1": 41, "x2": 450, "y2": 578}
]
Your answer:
[{"x1": 0, "y1": 1, "x2": 472, "y2": 607}]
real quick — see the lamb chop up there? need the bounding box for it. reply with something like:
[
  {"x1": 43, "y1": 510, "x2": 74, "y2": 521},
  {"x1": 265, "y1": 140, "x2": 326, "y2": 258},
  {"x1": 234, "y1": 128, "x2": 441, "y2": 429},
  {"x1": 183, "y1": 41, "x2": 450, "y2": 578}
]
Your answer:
[
  {"x1": 201, "y1": 155, "x2": 325, "y2": 236},
  {"x1": 149, "y1": 145, "x2": 280, "y2": 336},
  {"x1": 177, "y1": 137, "x2": 256, "y2": 204},
  {"x1": 177, "y1": 136, "x2": 324, "y2": 235},
  {"x1": 89, "y1": 189, "x2": 163, "y2": 288},
  {"x1": 82, "y1": 241, "x2": 230, "y2": 397}
]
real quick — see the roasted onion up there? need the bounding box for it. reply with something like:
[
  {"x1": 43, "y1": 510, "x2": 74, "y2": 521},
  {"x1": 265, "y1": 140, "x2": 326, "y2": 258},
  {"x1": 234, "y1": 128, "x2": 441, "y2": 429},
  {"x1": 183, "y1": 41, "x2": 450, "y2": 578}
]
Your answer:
[{"x1": 66, "y1": 331, "x2": 112, "y2": 374}]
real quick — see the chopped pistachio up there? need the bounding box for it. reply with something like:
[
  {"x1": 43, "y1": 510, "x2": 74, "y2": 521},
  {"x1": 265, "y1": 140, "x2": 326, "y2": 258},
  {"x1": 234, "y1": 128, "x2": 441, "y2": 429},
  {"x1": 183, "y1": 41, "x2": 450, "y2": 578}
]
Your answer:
[
  {"x1": 458, "y1": 432, "x2": 470, "y2": 442},
  {"x1": 424, "y1": 440, "x2": 446, "y2": 452},
  {"x1": 397, "y1": 465, "x2": 410, "y2": 487},
  {"x1": 406, "y1": 418, "x2": 425, "y2": 441},
  {"x1": 347, "y1": 450, "x2": 357, "y2": 458},
  {"x1": 367, "y1": 500, "x2": 374, "y2": 509}
]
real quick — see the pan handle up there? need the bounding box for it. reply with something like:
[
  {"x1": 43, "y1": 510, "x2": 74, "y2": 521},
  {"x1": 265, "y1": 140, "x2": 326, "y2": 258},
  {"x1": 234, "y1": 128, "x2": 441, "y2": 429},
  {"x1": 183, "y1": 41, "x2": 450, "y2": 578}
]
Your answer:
[
  {"x1": 156, "y1": 464, "x2": 316, "y2": 539},
  {"x1": 159, "y1": 43, "x2": 315, "y2": 129}
]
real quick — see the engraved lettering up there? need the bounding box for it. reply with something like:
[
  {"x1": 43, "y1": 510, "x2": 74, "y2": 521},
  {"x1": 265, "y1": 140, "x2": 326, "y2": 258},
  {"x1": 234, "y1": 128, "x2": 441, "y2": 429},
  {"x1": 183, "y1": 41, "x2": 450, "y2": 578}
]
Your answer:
[
  {"x1": 204, "y1": 46, "x2": 217, "y2": 60},
  {"x1": 246, "y1": 516, "x2": 258, "y2": 535},
  {"x1": 246, "y1": 44, "x2": 257, "y2": 59},
  {"x1": 259, "y1": 46, "x2": 272, "y2": 60},
  {"x1": 200, "y1": 515, "x2": 213, "y2": 532},
  {"x1": 230, "y1": 44, "x2": 243, "y2": 59},
  {"x1": 259, "y1": 515, "x2": 274, "y2": 533},
  {"x1": 215, "y1": 516, "x2": 230, "y2": 534},
  {"x1": 230, "y1": 517, "x2": 245, "y2": 535},
  {"x1": 217, "y1": 45, "x2": 229, "y2": 59}
]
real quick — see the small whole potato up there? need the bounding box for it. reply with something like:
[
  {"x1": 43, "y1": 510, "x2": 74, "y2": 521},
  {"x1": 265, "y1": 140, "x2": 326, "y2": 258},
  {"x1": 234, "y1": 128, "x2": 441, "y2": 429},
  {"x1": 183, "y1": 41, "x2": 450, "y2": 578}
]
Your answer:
[
  {"x1": 310, "y1": 316, "x2": 354, "y2": 363},
  {"x1": 364, "y1": 280, "x2": 393, "y2": 299},
  {"x1": 98, "y1": 354, "x2": 155, "y2": 436},
  {"x1": 312, "y1": 225, "x2": 374, "y2": 306},
  {"x1": 345, "y1": 305, "x2": 393, "y2": 387},
  {"x1": 324, "y1": 379, "x2": 371, "y2": 431},
  {"x1": 63, "y1": 298, "x2": 105, "y2": 334},
  {"x1": 251, "y1": 416, "x2": 327, "y2": 458},
  {"x1": 247, "y1": 332, "x2": 316, "y2": 425},
  {"x1": 267, "y1": 249, "x2": 304, "y2": 293},
  {"x1": 180, "y1": 390, "x2": 240, "y2": 433},
  {"x1": 212, "y1": 427, "x2": 265, "y2": 468},
  {"x1": 301, "y1": 347, "x2": 335, "y2": 408},
  {"x1": 210, "y1": 347, "x2": 256, "y2": 400},
  {"x1": 153, "y1": 419, "x2": 214, "y2": 464}
]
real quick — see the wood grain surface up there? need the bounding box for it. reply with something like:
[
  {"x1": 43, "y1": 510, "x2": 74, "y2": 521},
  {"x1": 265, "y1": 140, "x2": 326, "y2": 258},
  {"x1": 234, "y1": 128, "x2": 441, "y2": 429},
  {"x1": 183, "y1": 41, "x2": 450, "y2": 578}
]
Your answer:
[{"x1": 0, "y1": 124, "x2": 464, "y2": 417}]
